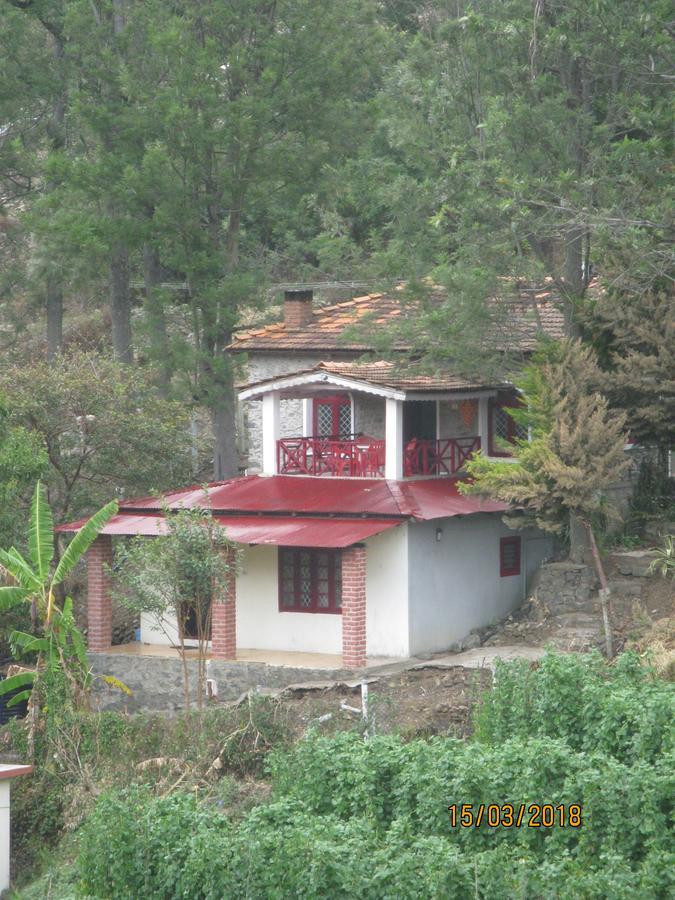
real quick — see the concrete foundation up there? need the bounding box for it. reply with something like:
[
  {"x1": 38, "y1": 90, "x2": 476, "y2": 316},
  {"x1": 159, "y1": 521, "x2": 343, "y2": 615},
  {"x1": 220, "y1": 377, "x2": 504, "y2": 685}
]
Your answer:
[{"x1": 89, "y1": 652, "x2": 354, "y2": 712}]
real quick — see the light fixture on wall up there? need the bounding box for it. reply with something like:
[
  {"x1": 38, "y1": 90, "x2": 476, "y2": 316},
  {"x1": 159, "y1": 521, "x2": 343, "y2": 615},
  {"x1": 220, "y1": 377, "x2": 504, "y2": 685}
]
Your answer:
[{"x1": 436, "y1": 528, "x2": 443, "y2": 542}]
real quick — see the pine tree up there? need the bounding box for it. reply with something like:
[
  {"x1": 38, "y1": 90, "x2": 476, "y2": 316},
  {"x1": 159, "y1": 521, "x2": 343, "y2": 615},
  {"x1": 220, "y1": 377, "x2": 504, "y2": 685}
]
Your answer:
[
  {"x1": 590, "y1": 290, "x2": 675, "y2": 470},
  {"x1": 462, "y1": 340, "x2": 630, "y2": 655}
]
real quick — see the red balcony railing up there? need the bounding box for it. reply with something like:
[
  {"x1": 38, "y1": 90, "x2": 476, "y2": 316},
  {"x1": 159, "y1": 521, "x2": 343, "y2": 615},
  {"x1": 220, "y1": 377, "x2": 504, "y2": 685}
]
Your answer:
[
  {"x1": 403, "y1": 436, "x2": 481, "y2": 476},
  {"x1": 277, "y1": 435, "x2": 480, "y2": 478},
  {"x1": 278, "y1": 436, "x2": 385, "y2": 478}
]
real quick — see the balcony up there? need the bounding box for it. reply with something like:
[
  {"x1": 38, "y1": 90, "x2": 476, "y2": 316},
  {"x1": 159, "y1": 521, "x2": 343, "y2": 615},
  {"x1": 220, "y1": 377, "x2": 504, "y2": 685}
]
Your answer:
[{"x1": 278, "y1": 435, "x2": 481, "y2": 478}]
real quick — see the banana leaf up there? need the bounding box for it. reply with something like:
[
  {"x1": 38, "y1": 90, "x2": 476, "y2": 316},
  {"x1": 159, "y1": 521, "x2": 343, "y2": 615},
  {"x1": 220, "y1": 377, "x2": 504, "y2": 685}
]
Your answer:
[
  {"x1": 6, "y1": 690, "x2": 32, "y2": 708},
  {"x1": 0, "y1": 672, "x2": 35, "y2": 697},
  {"x1": 0, "y1": 586, "x2": 30, "y2": 612},
  {"x1": 0, "y1": 548, "x2": 40, "y2": 592},
  {"x1": 10, "y1": 631, "x2": 49, "y2": 655},
  {"x1": 53, "y1": 501, "x2": 118, "y2": 585},
  {"x1": 28, "y1": 481, "x2": 54, "y2": 582}
]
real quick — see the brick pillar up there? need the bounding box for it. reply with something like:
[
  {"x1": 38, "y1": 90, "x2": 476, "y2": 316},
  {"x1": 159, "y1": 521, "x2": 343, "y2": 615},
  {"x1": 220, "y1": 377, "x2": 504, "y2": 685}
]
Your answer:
[
  {"x1": 341, "y1": 544, "x2": 367, "y2": 669},
  {"x1": 211, "y1": 550, "x2": 237, "y2": 660},
  {"x1": 87, "y1": 535, "x2": 113, "y2": 651}
]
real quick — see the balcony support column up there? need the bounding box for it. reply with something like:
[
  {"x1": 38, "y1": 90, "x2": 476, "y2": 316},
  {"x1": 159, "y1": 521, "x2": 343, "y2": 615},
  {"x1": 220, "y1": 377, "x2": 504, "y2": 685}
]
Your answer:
[
  {"x1": 385, "y1": 398, "x2": 403, "y2": 480},
  {"x1": 478, "y1": 396, "x2": 490, "y2": 456},
  {"x1": 262, "y1": 391, "x2": 281, "y2": 475}
]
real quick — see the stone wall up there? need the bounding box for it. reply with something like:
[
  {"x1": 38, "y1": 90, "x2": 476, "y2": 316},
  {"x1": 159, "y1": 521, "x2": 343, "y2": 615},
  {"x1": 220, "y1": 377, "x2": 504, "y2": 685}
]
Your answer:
[
  {"x1": 89, "y1": 652, "x2": 352, "y2": 713},
  {"x1": 438, "y1": 399, "x2": 478, "y2": 438},
  {"x1": 532, "y1": 562, "x2": 598, "y2": 615},
  {"x1": 354, "y1": 395, "x2": 385, "y2": 439},
  {"x1": 242, "y1": 352, "x2": 323, "y2": 470}
]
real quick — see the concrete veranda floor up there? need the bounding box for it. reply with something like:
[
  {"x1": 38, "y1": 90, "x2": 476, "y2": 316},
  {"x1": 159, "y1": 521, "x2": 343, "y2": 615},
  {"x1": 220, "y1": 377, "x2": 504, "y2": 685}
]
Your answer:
[{"x1": 105, "y1": 642, "x2": 402, "y2": 671}]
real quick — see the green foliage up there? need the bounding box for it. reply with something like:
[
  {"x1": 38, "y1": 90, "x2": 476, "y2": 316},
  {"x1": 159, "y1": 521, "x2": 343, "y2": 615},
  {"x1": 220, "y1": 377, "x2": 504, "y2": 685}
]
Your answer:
[
  {"x1": 0, "y1": 396, "x2": 47, "y2": 549},
  {"x1": 649, "y1": 535, "x2": 675, "y2": 580},
  {"x1": 0, "y1": 353, "x2": 197, "y2": 525},
  {"x1": 462, "y1": 340, "x2": 629, "y2": 538},
  {"x1": 76, "y1": 652, "x2": 674, "y2": 898},
  {"x1": 0, "y1": 481, "x2": 117, "y2": 717},
  {"x1": 474, "y1": 652, "x2": 673, "y2": 765}
]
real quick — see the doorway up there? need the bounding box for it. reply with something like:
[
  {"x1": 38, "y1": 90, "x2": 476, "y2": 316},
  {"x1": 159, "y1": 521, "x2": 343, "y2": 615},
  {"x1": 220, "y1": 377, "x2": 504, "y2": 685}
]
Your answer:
[{"x1": 403, "y1": 401, "x2": 437, "y2": 443}]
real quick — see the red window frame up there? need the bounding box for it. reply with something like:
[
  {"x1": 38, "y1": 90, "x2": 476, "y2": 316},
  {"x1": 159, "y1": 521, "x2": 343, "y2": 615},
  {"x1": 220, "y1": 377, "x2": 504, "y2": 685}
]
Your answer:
[
  {"x1": 500, "y1": 536, "x2": 521, "y2": 577},
  {"x1": 488, "y1": 392, "x2": 526, "y2": 456},
  {"x1": 278, "y1": 547, "x2": 342, "y2": 614},
  {"x1": 313, "y1": 394, "x2": 351, "y2": 438}
]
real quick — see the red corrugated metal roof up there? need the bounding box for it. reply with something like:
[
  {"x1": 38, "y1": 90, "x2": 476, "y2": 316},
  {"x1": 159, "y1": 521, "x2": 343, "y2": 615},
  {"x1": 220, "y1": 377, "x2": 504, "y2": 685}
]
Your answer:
[
  {"x1": 56, "y1": 512, "x2": 401, "y2": 548},
  {"x1": 117, "y1": 475, "x2": 507, "y2": 521}
]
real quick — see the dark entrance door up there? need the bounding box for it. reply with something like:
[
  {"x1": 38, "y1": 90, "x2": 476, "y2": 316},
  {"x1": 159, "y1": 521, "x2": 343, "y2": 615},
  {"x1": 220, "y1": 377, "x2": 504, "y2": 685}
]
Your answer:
[{"x1": 403, "y1": 401, "x2": 436, "y2": 443}]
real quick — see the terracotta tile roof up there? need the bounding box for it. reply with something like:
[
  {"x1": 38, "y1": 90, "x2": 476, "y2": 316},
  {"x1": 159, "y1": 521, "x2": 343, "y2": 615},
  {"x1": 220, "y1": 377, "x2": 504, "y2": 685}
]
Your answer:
[
  {"x1": 230, "y1": 279, "x2": 598, "y2": 353},
  {"x1": 312, "y1": 361, "x2": 502, "y2": 392},
  {"x1": 230, "y1": 292, "x2": 406, "y2": 352}
]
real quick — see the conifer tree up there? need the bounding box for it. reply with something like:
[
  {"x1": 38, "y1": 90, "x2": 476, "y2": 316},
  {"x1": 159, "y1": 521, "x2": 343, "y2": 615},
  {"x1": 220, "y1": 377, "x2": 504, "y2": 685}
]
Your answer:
[
  {"x1": 462, "y1": 340, "x2": 629, "y2": 655},
  {"x1": 590, "y1": 290, "x2": 675, "y2": 471}
]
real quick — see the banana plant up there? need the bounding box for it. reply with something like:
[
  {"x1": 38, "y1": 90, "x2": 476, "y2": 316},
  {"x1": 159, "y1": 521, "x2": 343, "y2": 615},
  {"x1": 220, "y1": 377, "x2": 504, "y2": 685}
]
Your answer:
[{"x1": 0, "y1": 481, "x2": 117, "y2": 708}]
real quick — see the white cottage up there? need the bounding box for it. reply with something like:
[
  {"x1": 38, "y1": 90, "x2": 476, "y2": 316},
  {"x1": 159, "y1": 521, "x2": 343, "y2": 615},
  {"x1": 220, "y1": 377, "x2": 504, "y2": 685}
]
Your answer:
[{"x1": 59, "y1": 286, "x2": 563, "y2": 668}]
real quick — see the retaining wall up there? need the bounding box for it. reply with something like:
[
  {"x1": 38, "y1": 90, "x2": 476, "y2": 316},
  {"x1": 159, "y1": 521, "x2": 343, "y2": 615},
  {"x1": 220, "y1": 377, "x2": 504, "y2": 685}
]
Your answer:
[{"x1": 89, "y1": 652, "x2": 351, "y2": 713}]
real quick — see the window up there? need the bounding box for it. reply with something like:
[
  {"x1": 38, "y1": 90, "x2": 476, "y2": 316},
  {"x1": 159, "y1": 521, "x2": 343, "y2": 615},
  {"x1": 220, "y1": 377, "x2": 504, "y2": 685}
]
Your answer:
[
  {"x1": 488, "y1": 392, "x2": 528, "y2": 456},
  {"x1": 313, "y1": 394, "x2": 351, "y2": 439},
  {"x1": 278, "y1": 548, "x2": 342, "y2": 613},
  {"x1": 500, "y1": 536, "x2": 521, "y2": 577}
]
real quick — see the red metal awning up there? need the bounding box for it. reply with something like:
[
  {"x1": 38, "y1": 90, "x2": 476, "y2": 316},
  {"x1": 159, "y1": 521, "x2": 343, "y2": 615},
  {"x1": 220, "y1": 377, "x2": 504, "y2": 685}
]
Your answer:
[{"x1": 56, "y1": 513, "x2": 401, "y2": 548}]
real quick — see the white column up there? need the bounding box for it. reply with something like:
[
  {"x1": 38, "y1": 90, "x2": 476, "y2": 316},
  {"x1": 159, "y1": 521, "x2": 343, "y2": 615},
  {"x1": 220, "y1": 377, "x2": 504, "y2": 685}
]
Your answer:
[
  {"x1": 0, "y1": 782, "x2": 9, "y2": 894},
  {"x1": 385, "y1": 398, "x2": 404, "y2": 480},
  {"x1": 302, "y1": 398, "x2": 312, "y2": 437},
  {"x1": 262, "y1": 391, "x2": 281, "y2": 475},
  {"x1": 478, "y1": 395, "x2": 490, "y2": 455}
]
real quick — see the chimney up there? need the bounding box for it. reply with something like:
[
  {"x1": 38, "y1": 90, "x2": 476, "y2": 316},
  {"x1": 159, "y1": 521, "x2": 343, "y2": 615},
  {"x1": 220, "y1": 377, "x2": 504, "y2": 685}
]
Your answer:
[{"x1": 283, "y1": 289, "x2": 314, "y2": 328}]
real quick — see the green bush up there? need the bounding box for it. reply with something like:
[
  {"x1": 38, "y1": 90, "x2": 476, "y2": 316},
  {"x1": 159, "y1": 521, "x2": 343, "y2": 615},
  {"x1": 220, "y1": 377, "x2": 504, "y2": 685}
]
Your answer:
[
  {"x1": 474, "y1": 651, "x2": 674, "y2": 764},
  {"x1": 75, "y1": 653, "x2": 675, "y2": 898}
]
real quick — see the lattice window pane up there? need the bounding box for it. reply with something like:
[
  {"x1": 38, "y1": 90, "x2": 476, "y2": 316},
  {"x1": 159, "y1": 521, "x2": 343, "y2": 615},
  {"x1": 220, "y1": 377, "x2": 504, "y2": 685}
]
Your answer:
[
  {"x1": 337, "y1": 403, "x2": 351, "y2": 438},
  {"x1": 493, "y1": 406, "x2": 511, "y2": 443},
  {"x1": 299, "y1": 552, "x2": 312, "y2": 607},
  {"x1": 317, "y1": 404, "x2": 333, "y2": 437}
]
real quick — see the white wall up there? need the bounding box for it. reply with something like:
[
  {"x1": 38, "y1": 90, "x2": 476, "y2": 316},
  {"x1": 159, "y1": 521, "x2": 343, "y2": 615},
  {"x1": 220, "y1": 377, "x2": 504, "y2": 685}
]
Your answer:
[
  {"x1": 0, "y1": 782, "x2": 8, "y2": 894},
  {"x1": 365, "y1": 524, "x2": 409, "y2": 658},
  {"x1": 407, "y1": 515, "x2": 553, "y2": 655},
  {"x1": 236, "y1": 545, "x2": 342, "y2": 653}
]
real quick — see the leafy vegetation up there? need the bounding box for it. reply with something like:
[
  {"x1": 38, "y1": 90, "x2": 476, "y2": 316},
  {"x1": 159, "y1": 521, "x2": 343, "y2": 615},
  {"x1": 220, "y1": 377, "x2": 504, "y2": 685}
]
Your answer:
[
  {"x1": 74, "y1": 652, "x2": 674, "y2": 899},
  {"x1": 0, "y1": 482, "x2": 117, "y2": 741},
  {"x1": 113, "y1": 505, "x2": 238, "y2": 709}
]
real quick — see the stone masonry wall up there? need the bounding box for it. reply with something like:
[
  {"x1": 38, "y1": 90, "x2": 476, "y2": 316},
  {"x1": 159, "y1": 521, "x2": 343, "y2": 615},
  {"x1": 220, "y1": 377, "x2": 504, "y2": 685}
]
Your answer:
[
  {"x1": 354, "y1": 395, "x2": 385, "y2": 439},
  {"x1": 89, "y1": 653, "x2": 353, "y2": 713},
  {"x1": 243, "y1": 352, "x2": 323, "y2": 471},
  {"x1": 532, "y1": 562, "x2": 597, "y2": 615}
]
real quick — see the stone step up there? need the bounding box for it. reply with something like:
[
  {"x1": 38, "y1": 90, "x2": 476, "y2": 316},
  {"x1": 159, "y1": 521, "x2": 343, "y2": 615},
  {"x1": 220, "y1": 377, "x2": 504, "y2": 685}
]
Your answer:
[{"x1": 610, "y1": 551, "x2": 657, "y2": 578}]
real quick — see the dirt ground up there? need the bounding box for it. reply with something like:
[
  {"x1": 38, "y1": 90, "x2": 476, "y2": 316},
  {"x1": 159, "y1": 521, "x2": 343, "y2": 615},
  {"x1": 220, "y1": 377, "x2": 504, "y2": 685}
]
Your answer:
[
  {"x1": 266, "y1": 665, "x2": 493, "y2": 742},
  {"x1": 266, "y1": 570, "x2": 672, "y2": 740}
]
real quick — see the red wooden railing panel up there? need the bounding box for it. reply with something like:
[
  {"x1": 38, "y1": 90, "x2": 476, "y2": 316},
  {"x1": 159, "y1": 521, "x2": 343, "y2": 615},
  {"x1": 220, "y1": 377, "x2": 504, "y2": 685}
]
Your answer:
[{"x1": 278, "y1": 436, "x2": 479, "y2": 478}]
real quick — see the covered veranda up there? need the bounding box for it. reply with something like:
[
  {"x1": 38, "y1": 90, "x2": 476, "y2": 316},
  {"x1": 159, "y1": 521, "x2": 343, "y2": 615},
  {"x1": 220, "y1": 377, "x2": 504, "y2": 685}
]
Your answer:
[{"x1": 57, "y1": 497, "x2": 404, "y2": 671}]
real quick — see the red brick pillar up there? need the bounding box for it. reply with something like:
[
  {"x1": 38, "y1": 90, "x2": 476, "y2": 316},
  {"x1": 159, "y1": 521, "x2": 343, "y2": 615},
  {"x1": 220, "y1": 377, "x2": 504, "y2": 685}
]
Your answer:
[
  {"x1": 341, "y1": 543, "x2": 367, "y2": 669},
  {"x1": 87, "y1": 535, "x2": 113, "y2": 651},
  {"x1": 211, "y1": 549, "x2": 237, "y2": 660}
]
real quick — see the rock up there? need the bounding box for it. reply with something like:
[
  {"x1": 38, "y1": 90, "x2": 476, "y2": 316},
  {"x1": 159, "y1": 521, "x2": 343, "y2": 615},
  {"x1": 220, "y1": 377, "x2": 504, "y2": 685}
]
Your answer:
[
  {"x1": 610, "y1": 551, "x2": 657, "y2": 578},
  {"x1": 461, "y1": 632, "x2": 481, "y2": 651}
]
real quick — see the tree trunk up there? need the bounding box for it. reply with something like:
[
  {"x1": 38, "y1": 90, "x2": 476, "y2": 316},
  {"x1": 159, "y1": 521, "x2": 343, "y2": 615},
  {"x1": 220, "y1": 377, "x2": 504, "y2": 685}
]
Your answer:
[
  {"x1": 568, "y1": 511, "x2": 591, "y2": 564},
  {"x1": 46, "y1": 31, "x2": 66, "y2": 361},
  {"x1": 143, "y1": 243, "x2": 171, "y2": 395},
  {"x1": 586, "y1": 523, "x2": 613, "y2": 657},
  {"x1": 110, "y1": 242, "x2": 133, "y2": 363},
  {"x1": 47, "y1": 274, "x2": 63, "y2": 362},
  {"x1": 212, "y1": 383, "x2": 239, "y2": 480}
]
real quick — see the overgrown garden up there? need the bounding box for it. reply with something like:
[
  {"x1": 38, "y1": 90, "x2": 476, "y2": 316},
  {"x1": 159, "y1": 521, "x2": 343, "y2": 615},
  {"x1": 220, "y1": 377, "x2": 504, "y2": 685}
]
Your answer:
[{"x1": 11, "y1": 651, "x2": 669, "y2": 898}]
